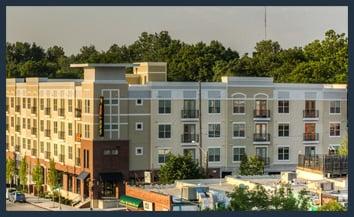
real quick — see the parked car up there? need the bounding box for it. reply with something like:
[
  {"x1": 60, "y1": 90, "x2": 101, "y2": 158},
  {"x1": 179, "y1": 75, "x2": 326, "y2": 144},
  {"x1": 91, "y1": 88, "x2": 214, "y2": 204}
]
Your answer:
[
  {"x1": 6, "y1": 188, "x2": 16, "y2": 200},
  {"x1": 9, "y1": 191, "x2": 26, "y2": 203}
]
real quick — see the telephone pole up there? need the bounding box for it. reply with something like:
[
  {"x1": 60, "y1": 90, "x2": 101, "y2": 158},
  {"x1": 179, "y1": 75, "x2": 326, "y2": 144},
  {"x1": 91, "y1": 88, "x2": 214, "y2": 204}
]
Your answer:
[{"x1": 264, "y1": 7, "x2": 267, "y2": 40}]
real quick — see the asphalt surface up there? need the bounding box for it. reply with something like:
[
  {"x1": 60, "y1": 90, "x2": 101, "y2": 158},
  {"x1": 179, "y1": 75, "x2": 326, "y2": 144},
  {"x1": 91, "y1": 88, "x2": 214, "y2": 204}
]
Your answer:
[{"x1": 6, "y1": 200, "x2": 49, "y2": 211}]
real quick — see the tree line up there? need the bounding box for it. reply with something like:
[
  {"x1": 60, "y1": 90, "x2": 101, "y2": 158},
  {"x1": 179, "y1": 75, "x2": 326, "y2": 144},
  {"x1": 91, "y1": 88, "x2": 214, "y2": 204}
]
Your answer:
[{"x1": 6, "y1": 30, "x2": 347, "y2": 83}]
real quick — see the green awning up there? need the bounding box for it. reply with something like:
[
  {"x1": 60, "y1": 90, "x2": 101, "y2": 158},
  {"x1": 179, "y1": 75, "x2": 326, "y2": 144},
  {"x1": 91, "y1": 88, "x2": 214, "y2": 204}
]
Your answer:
[{"x1": 119, "y1": 195, "x2": 143, "y2": 208}]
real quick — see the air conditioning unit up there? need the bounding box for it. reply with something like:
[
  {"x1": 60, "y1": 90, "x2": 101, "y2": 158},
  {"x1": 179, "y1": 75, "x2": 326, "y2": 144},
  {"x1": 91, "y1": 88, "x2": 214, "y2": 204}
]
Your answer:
[
  {"x1": 280, "y1": 172, "x2": 297, "y2": 184},
  {"x1": 181, "y1": 186, "x2": 209, "y2": 201},
  {"x1": 320, "y1": 182, "x2": 334, "y2": 191}
]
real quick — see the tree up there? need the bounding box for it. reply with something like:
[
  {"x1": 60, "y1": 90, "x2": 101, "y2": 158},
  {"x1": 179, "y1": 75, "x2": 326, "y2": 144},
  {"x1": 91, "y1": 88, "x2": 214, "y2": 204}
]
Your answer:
[
  {"x1": 19, "y1": 157, "x2": 28, "y2": 192},
  {"x1": 159, "y1": 153, "x2": 203, "y2": 184},
  {"x1": 32, "y1": 159, "x2": 43, "y2": 199},
  {"x1": 318, "y1": 200, "x2": 346, "y2": 211},
  {"x1": 47, "y1": 158, "x2": 58, "y2": 206},
  {"x1": 338, "y1": 134, "x2": 348, "y2": 156},
  {"x1": 6, "y1": 158, "x2": 16, "y2": 188},
  {"x1": 239, "y1": 155, "x2": 264, "y2": 176},
  {"x1": 270, "y1": 185, "x2": 310, "y2": 211}
]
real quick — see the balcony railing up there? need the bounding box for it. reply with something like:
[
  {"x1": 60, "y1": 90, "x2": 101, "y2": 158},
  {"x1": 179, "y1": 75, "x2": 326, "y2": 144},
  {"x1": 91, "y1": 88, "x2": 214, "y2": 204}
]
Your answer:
[
  {"x1": 298, "y1": 154, "x2": 348, "y2": 176},
  {"x1": 253, "y1": 133, "x2": 271, "y2": 142},
  {"x1": 31, "y1": 148, "x2": 37, "y2": 156},
  {"x1": 44, "y1": 107, "x2": 51, "y2": 116},
  {"x1": 31, "y1": 128, "x2": 37, "y2": 135},
  {"x1": 15, "y1": 145, "x2": 20, "y2": 152},
  {"x1": 181, "y1": 109, "x2": 199, "y2": 119},
  {"x1": 31, "y1": 106, "x2": 37, "y2": 115},
  {"x1": 58, "y1": 131, "x2": 65, "y2": 140},
  {"x1": 75, "y1": 157, "x2": 81, "y2": 166},
  {"x1": 58, "y1": 108, "x2": 65, "y2": 117},
  {"x1": 303, "y1": 110, "x2": 319, "y2": 118},
  {"x1": 303, "y1": 133, "x2": 319, "y2": 141},
  {"x1": 181, "y1": 133, "x2": 199, "y2": 143},
  {"x1": 253, "y1": 110, "x2": 270, "y2": 118},
  {"x1": 15, "y1": 105, "x2": 21, "y2": 113},
  {"x1": 75, "y1": 108, "x2": 82, "y2": 118},
  {"x1": 59, "y1": 154, "x2": 65, "y2": 163},
  {"x1": 45, "y1": 151, "x2": 51, "y2": 160},
  {"x1": 75, "y1": 133, "x2": 82, "y2": 142},
  {"x1": 15, "y1": 125, "x2": 21, "y2": 132},
  {"x1": 45, "y1": 129, "x2": 51, "y2": 137}
]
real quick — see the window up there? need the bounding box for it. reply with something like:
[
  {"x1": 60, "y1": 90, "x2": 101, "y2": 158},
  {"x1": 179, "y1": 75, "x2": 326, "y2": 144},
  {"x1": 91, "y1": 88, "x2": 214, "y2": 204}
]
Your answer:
[
  {"x1": 84, "y1": 125, "x2": 90, "y2": 138},
  {"x1": 68, "y1": 99, "x2": 73, "y2": 112},
  {"x1": 208, "y1": 148, "x2": 221, "y2": 162},
  {"x1": 46, "y1": 143, "x2": 51, "y2": 153},
  {"x1": 40, "y1": 142, "x2": 44, "y2": 153},
  {"x1": 40, "y1": 120, "x2": 44, "y2": 132},
  {"x1": 54, "y1": 121, "x2": 58, "y2": 134},
  {"x1": 158, "y1": 149, "x2": 170, "y2": 163},
  {"x1": 40, "y1": 99, "x2": 44, "y2": 110},
  {"x1": 46, "y1": 98, "x2": 51, "y2": 108},
  {"x1": 135, "y1": 147, "x2": 143, "y2": 156},
  {"x1": 278, "y1": 124, "x2": 289, "y2": 137},
  {"x1": 278, "y1": 147, "x2": 289, "y2": 160},
  {"x1": 233, "y1": 147, "x2": 245, "y2": 162},
  {"x1": 208, "y1": 100, "x2": 220, "y2": 113},
  {"x1": 232, "y1": 94, "x2": 245, "y2": 114},
  {"x1": 10, "y1": 97, "x2": 14, "y2": 108},
  {"x1": 68, "y1": 146, "x2": 73, "y2": 159},
  {"x1": 68, "y1": 123, "x2": 73, "y2": 136},
  {"x1": 330, "y1": 123, "x2": 340, "y2": 137},
  {"x1": 233, "y1": 123, "x2": 245, "y2": 138},
  {"x1": 11, "y1": 117, "x2": 14, "y2": 127},
  {"x1": 84, "y1": 100, "x2": 90, "y2": 113},
  {"x1": 111, "y1": 149, "x2": 118, "y2": 155},
  {"x1": 22, "y1": 118, "x2": 26, "y2": 129},
  {"x1": 22, "y1": 98, "x2": 26, "y2": 109},
  {"x1": 54, "y1": 144, "x2": 58, "y2": 156},
  {"x1": 208, "y1": 124, "x2": 220, "y2": 138},
  {"x1": 22, "y1": 138, "x2": 26, "y2": 149},
  {"x1": 158, "y1": 100, "x2": 171, "y2": 114},
  {"x1": 330, "y1": 101, "x2": 340, "y2": 114},
  {"x1": 158, "y1": 124, "x2": 171, "y2": 139},
  {"x1": 53, "y1": 99, "x2": 57, "y2": 111},
  {"x1": 136, "y1": 99, "x2": 143, "y2": 105},
  {"x1": 278, "y1": 100, "x2": 289, "y2": 113},
  {"x1": 305, "y1": 146, "x2": 316, "y2": 156},
  {"x1": 136, "y1": 122, "x2": 143, "y2": 131},
  {"x1": 83, "y1": 150, "x2": 90, "y2": 168},
  {"x1": 27, "y1": 118, "x2": 31, "y2": 129},
  {"x1": 27, "y1": 139, "x2": 31, "y2": 150}
]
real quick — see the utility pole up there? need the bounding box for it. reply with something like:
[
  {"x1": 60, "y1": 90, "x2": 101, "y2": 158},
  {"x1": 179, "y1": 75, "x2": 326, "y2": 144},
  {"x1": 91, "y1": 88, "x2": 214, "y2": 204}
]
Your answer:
[{"x1": 264, "y1": 6, "x2": 267, "y2": 40}]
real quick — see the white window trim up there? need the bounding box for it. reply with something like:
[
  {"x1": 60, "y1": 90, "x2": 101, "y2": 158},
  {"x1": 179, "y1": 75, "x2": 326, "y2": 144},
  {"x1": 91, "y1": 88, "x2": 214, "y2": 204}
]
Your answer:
[
  {"x1": 207, "y1": 122, "x2": 221, "y2": 139},
  {"x1": 232, "y1": 146, "x2": 246, "y2": 163},
  {"x1": 136, "y1": 98, "x2": 143, "y2": 106},
  {"x1": 157, "y1": 148, "x2": 171, "y2": 165},
  {"x1": 208, "y1": 99, "x2": 221, "y2": 114},
  {"x1": 277, "y1": 145, "x2": 290, "y2": 161},
  {"x1": 329, "y1": 101, "x2": 341, "y2": 115},
  {"x1": 207, "y1": 146, "x2": 221, "y2": 163},
  {"x1": 278, "y1": 122, "x2": 290, "y2": 138},
  {"x1": 157, "y1": 123, "x2": 172, "y2": 140},
  {"x1": 135, "y1": 122, "x2": 143, "y2": 131},
  {"x1": 277, "y1": 100, "x2": 290, "y2": 114},
  {"x1": 135, "y1": 147, "x2": 144, "y2": 156},
  {"x1": 158, "y1": 99, "x2": 172, "y2": 115},
  {"x1": 231, "y1": 93, "x2": 246, "y2": 115},
  {"x1": 329, "y1": 122, "x2": 341, "y2": 138},
  {"x1": 232, "y1": 122, "x2": 246, "y2": 139}
]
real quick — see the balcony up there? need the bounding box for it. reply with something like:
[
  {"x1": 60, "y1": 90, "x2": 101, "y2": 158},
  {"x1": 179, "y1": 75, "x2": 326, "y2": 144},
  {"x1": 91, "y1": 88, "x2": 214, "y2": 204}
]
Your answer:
[
  {"x1": 58, "y1": 108, "x2": 65, "y2": 117},
  {"x1": 31, "y1": 148, "x2": 37, "y2": 156},
  {"x1": 181, "y1": 133, "x2": 199, "y2": 143},
  {"x1": 15, "y1": 125, "x2": 21, "y2": 132},
  {"x1": 44, "y1": 107, "x2": 51, "y2": 116},
  {"x1": 303, "y1": 110, "x2": 319, "y2": 119},
  {"x1": 253, "y1": 133, "x2": 271, "y2": 143},
  {"x1": 45, "y1": 129, "x2": 51, "y2": 137},
  {"x1": 303, "y1": 133, "x2": 319, "y2": 143},
  {"x1": 59, "y1": 154, "x2": 65, "y2": 163},
  {"x1": 75, "y1": 133, "x2": 82, "y2": 142},
  {"x1": 181, "y1": 109, "x2": 199, "y2": 120},
  {"x1": 15, "y1": 145, "x2": 20, "y2": 152},
  {"x1": 45, "y1": 151, "x2": 51, "y2": 160},
  {"x1": 31, "y1": 106, "x2": 37, "y2": 115},
  {"x1": 15, "y1": 105, "x2": 21, "y2": 113},
  {"x1": 253, "y1": 110, "x2": 271, "y2": 119},
  {"x1": 75, "y1": 157, "x2": 81, "y2": 166},
  {"x1": 75, "y1": 108, "x2": 82, "y2": 119},
  {"x1": 58, "y1": 131, "x2": 65, "y2": 140},
  {"x1": 31, "y1": 127, "x2": 37, "y2": 135}
]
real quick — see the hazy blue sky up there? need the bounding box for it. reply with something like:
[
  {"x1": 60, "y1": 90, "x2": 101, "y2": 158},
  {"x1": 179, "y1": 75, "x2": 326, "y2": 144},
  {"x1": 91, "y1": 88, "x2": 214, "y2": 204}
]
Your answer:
[{"x1": 6, "y1": 6, "x2": 347, "y2": 56}]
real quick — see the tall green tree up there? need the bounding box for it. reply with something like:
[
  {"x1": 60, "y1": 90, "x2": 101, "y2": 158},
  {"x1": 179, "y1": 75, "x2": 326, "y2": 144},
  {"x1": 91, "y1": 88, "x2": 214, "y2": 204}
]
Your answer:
[
  {"x1": 19, "y1": 157, "x2": 28, "y2": 191},
  {"x1": 32, "y1": 159, "x2": 43, "y2": 199},
  {"x1": 239, "y1": 155, "x2": 265, "y2": 176},
  {"x1": 47, "y1": 158, "x2": 58, "y2": 205},
  {"x1": 159, "y1": 153, "x2": 203, "y2": 184},
  {"x1": 338, "y1": 134, "x2": 348, "y2": 156},
  {"x1": 6, "y1": 158, "x2": 16, "y2": 188}
]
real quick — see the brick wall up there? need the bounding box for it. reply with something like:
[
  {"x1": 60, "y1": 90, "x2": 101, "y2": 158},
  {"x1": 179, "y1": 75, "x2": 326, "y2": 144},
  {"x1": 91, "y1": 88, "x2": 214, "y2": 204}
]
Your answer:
[{"x1": 125, "y1": 183, "x2": 172, "y2": 211}]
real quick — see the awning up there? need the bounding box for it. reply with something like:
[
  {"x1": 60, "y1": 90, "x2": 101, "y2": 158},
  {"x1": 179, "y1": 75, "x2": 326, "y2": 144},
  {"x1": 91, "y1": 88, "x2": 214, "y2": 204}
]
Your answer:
[
  {"x1": 119, "y1": 195, "x2": 143, "y2": 208},
  {"x1": 99, "y1": 172, "x2": 124, "y2": 182},
  {"x1": 77, "y1": 171, "x2": 89, "y2": 180}
]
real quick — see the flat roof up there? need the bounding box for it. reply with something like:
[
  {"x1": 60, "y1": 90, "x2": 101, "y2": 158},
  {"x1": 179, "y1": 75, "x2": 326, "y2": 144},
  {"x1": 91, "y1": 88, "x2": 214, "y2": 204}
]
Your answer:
[{"x1": 70, "y1": 63, "x2": 139, "y2": 68}]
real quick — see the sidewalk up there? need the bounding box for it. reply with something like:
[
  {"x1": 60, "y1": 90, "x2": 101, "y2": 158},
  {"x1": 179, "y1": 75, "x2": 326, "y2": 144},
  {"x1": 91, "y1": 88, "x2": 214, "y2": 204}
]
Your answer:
[{"x1": 24, "y1": 193, "x2": 126, "y2": 211}]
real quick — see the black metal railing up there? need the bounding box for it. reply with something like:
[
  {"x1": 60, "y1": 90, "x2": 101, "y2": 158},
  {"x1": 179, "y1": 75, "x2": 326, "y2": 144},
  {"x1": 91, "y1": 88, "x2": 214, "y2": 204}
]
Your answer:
[
  {"x1": 253, "y1": 109, "x2": 270, "y2": 118},
  {"x1": 181, "y1": 109, "x2": 199, "y2": 119},
  {"x1": 253, "y1": 133, "x2": 271, "y2": 142},
  {"x1": 303, "y1": 109, "x2": 319, "y2": 118},
  {"x1": 75, "y1": 108, "x2": 82, "y2": 118},
  {"x1": 298, "y1": 154, "x2": 348, "y2": 176},
  {"x1": 303, "y1": 133, "x2": 319, "y2": 141},
  {"x1": 181, "y1": 133, "x2": 199, "y2": 143}
]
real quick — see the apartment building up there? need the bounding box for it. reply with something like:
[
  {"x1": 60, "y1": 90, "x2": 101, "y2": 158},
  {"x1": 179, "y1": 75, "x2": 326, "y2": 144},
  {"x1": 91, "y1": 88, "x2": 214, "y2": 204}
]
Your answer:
[{"x1": 6, "y1": 62, "x2": 347, "y2": 201}]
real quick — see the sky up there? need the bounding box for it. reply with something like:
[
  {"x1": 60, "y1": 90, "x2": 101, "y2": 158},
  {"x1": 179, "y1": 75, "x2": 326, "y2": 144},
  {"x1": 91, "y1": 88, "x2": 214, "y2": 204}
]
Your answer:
[{"x1": 6, "y1": 6, "x2": 348, "y2": 56}]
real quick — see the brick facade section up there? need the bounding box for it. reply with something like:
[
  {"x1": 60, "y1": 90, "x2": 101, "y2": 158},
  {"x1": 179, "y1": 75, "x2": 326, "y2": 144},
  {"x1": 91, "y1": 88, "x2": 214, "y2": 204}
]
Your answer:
[{"x1": 125, "y1": 183, "x2": 172, "y2": 211}]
